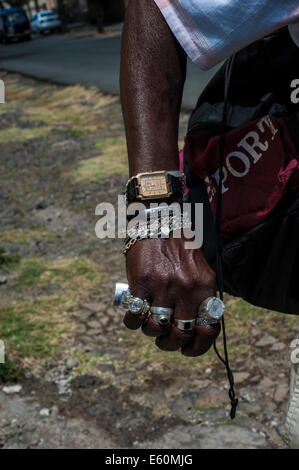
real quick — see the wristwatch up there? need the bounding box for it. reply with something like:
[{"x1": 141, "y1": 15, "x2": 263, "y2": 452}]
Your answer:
[
  {"x1": 196, "y1": 297, "x2": 225, "y2": 326},
  {"x1": 126, "y1": 171, "x2": 185, "y2": 203}
]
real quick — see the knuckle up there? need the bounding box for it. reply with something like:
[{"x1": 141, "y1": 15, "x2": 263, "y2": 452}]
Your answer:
[
  {"x1": 131, "y1": 269, "x2": 169, "y2": 290},
  {"x1": 174, "y1": 272, "x2": 216, "y2": 293},
  {"x1": 203, "y1": 271, "x2": 217, "y2": 290},
  {"x1": 174, "y1": 273, "x2": 198, "y2": 292},
  {"x1": 176, "y1": 276, "x2": 194, "y2": 290}
]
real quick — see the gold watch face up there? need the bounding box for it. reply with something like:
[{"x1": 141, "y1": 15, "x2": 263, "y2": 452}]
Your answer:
[{"x1": 138, "y1": 172, "x2": 170, "y2": 199}]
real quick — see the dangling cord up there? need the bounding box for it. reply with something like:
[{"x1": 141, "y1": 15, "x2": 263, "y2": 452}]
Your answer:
[{"x1": 213, "y1": 54, "x2": 239, "y2": 419}]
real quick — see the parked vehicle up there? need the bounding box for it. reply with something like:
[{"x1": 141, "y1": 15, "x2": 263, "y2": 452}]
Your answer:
[
  {"x1": 30, "y1": 11, "x2": 61, "y2": 35},
  {"x1": 0, "y1": 7, "x2": 31, "y2": 44}
]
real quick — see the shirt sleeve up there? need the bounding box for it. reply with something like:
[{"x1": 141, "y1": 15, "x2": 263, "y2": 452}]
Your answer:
[{"x1": 153, "y1": 0, "x2": 299, "y2": 70}]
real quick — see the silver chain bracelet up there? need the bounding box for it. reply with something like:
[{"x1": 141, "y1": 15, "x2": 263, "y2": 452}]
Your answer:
[{"x1": 123, "y1": 212, "x2": 192, "y2": 255}]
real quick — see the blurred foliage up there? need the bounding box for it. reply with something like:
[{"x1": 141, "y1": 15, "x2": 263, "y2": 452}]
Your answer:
[
  {"x1": 0, "y1": 247, "x2": 20, "y2": 270},
  {"x1": 4, "y1": 0, "x2": 28, "y2": 8},
  {"x1": 0, "y1": 355, "x2": 21, "y2": 383}
]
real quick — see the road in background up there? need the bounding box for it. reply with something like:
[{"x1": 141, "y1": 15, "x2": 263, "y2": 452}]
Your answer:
[{"x1": 0, "y1": 34, "x2": 221, "y2": 110}]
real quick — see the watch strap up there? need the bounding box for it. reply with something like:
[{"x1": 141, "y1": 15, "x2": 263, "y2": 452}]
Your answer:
[{"x1": 126, "y1": 177, "x2": 139, "y2": 203}]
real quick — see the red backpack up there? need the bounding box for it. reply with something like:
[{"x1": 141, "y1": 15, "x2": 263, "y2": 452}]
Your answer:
[{"x1": 181, "y1": 27, "x2": 299, "y2": 315}]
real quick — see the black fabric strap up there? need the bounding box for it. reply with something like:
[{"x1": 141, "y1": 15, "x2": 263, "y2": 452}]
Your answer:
[{"x1": 213, "y1": 54, "x2": 239, "y2": 420}]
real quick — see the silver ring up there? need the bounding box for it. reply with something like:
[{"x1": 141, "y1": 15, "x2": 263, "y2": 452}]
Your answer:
[
  {"x1": 128, "y1": 297, "x2": 150, "y2": 316},
  {"x1": 114, "y1": 283, "x2": 151, "y2": 316},
  {"x1": 150, "y1": 306, "x2": 173, "y2": 326},
  {"x1": 195, "y1": 317, "x2": 220, "y2": 326},
  {"x1": 114, "y1": 282, "x2": 131, "y2": 308},
  {"x1": 173, "y1": 318, "x2": 195, "y2": 331},
  {"x1": 150, "y1": 313, "x2": 171, "y2": 326},
  {"x1": 198, "y1": 297, "x2": 225, "y2": 321},
  {"x1": 150, "y1": 306, "x2": 174, "y2": 316}
]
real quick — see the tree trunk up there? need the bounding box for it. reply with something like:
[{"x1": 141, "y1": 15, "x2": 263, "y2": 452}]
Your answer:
[
  {"x1": 33, "y1": 0, "x2": 39, "y2": 12},
  {"x1": 57, "y1": 0, "x2": 68, "y2": 33},
  {"x1": 87, "y1": 0, "x2": 104, "y2": 33},
  {"x1": 26, "y1": 1, "x2": 32, "y2": 20}
]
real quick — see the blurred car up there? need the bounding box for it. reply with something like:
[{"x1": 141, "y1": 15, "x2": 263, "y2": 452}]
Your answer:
[
  {"x1": 30, "y1": 11, "x2": 61, "y2": 35},
  {"x1": 0, "y1": 7, "x2": 31, "y2": 44}
]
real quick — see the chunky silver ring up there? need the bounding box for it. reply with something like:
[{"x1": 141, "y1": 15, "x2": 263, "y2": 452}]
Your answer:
[
  {"x1": 114, "y1": 283, "x2": 131, "y2": 309},
  {"x1": 173, "y1": 318, "x2": 196, "y2": 331},
  {"x1": 150, "y1": 306, "x2": 173, "y2": 326},
  {"x1": 150, "y1": 313, "x2": 171, "y2": 326},
  {"x1": 150, "y1": 306, "x2": 174, "y2": 316},
  {"x1": 114, "y1": 283, "x2": 150, "y2": 316},
  {"x1": 128, "y1": 297, "x2": 150, "y2": 316},
  {"x1": 198, "y1": 297, "x2": 225, "y2": 321}
]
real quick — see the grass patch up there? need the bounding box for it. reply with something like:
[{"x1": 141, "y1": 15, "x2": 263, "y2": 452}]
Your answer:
[
  {"x1": 25, "y1": 84, "x2": 118, "y2": 114},
  {"x1": 23, "y1": 107, "x2": 94, "y2": 129},
  {"x1": 0, "y1": 256, "x2": 107, "y2": 358},
  {"x1": 71, "y1": 137, "x2": 128, "y2": 181},
  {"x1": 66, "y1": 128, "x2": 86, "y2": 139},
  {"x1": 0, "y1": 247, "x2": 20, "y2": 270},
  {"x1": 17, "y1": 258, "x2": 47, "y2": 286},
  {"x1": 0, "y1": 296, "x2": 71, "y2": 357},
  {"x1": 94, "y1": 136, "x2": 125, "y2": 152},
  {"x1": 218, "y1": 419, "x2": 238, "y2": 426},
  {"x1": 4, "y1": 79, "x2": 119, "y2": 141},
  {"x1": 109, "y1": 122, "x2": 123, "y2": 131},
  {"x1": 72, "y1": 351, "x2": 114, "y2": 376},
  {"x1": 21, "y1": 109, "x2": 60, "y2": 125},
  {"x1": 0, "y1": 355, "x2": 21, "y2": 383},
  {"x1": 15, "y1": 256, "x2": 105, "y2": 291},
  {"x1": 44, "y1": 85, "x2": 118, "y2": 109},
  {"x1": 0, "y1": 126, "x2": 51, "y2": 144},
  {"x1": 0, "y1": 229, "x2": 57, "y2": 246},
  {"x1": 225, "y1": 296, "x2": 298, "y2": 341}
]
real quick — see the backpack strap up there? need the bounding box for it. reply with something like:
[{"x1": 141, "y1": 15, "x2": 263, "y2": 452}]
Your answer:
[{"x1": 284, "y1": 112, "x2": 299, "y2": 154}]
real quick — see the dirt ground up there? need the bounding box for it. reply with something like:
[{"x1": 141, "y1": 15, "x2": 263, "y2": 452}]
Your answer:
[{"x1": 0, "y1": 71, "x2": 299, "y2": 449}]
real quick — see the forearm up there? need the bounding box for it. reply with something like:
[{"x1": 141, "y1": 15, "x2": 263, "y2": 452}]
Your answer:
[
  {"x1": 120, "y1": 0, "x2": 187, "y2": 176},
  {"x1": 120, "y1": 1, "x2": 219, "y2": 358}
]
